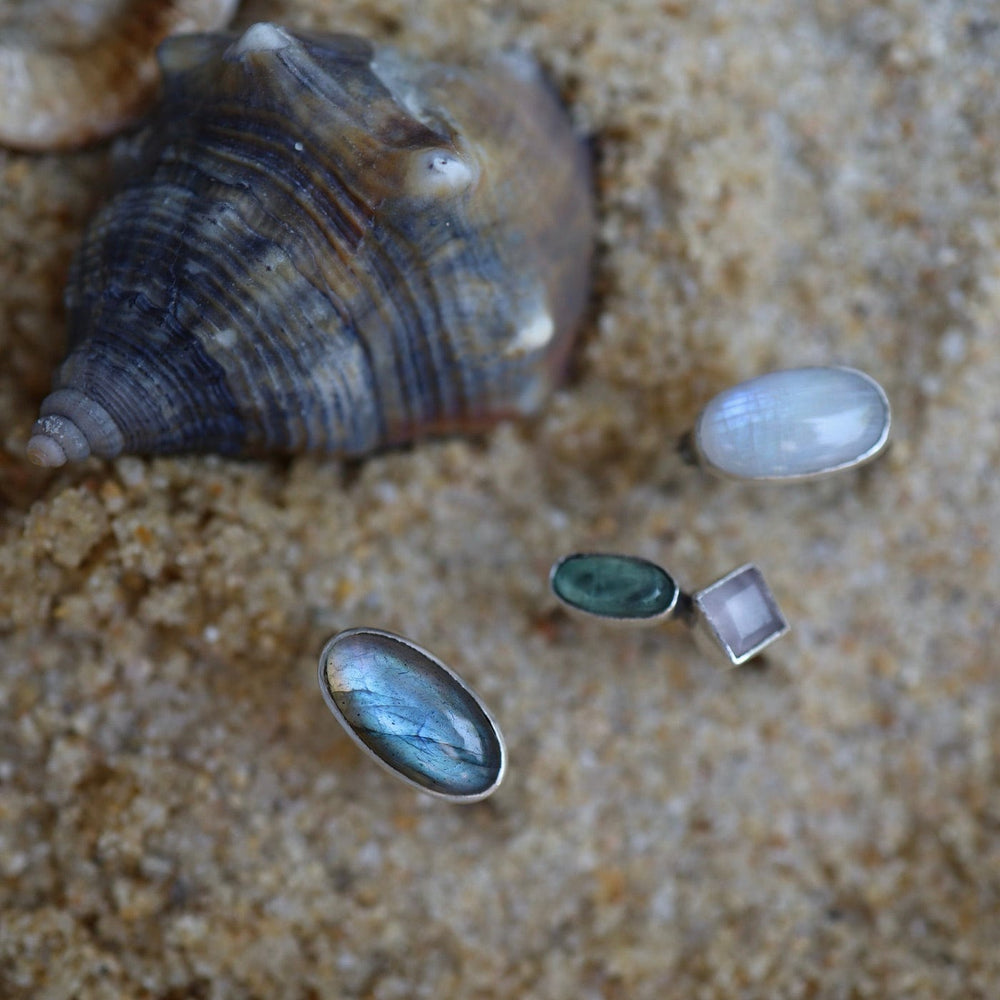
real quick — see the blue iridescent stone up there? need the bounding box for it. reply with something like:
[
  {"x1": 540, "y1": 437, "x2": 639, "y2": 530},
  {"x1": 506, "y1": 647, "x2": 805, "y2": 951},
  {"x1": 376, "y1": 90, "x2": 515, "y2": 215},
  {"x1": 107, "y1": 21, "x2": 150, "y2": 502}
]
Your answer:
[
  {"x1": 318, "y1": 628, "x2": 505, "y2": 802},
  {"x1": 550, "y1": 553, "x2": 679, "y2": 620}
]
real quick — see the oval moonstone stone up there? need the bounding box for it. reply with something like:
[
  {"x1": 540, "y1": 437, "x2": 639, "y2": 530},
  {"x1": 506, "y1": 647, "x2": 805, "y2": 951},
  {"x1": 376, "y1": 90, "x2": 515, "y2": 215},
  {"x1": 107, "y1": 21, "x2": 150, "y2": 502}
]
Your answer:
[
  {"x1": 319, "y1": 629, "x2": 505, "y2": 802},
  {"x1": 694, "y1": 366, "x2": 891, "y2": 481},
  {"x1": 550, "y1": 553, "x2": 679, "y2": 620}
]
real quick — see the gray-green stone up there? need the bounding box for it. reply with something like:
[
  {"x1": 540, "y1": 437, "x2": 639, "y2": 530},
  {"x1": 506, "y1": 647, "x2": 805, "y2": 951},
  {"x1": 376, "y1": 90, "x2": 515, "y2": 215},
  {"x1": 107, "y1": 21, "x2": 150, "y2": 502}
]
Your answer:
[{"x1": 551, "y1": 553, "x2": 678, "y2": 620}]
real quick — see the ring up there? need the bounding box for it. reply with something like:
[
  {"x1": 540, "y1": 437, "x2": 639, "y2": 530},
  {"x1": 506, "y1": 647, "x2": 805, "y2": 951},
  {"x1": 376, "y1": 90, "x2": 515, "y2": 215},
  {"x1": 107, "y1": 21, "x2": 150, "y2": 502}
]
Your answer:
[
  {"x1": 550, "y1": 553, "x2": 789, "y2": 667},
  {"x1": 318, "y1": 628, "x2": 506, "y2": 803},
  {"x1": 680, "y1": 365, "x2": 891, "y2": 482}
]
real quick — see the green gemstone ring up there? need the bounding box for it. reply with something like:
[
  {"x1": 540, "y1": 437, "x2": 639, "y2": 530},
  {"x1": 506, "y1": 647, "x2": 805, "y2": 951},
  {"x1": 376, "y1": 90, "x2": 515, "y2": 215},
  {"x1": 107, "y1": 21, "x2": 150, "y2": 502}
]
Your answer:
[{"x1": 550, "y1": 553, "x2": 789, "y2": 667}]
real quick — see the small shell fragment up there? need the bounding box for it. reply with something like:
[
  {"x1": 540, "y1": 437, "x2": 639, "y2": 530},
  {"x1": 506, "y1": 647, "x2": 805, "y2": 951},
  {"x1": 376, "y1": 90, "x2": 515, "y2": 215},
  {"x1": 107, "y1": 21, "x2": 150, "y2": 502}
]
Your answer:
[
  {"x1": 693, "y1": 366, "x2": 891, "y2": 482},
  {"x1": 318, "y1": 628, "x2": 506, "y2": 802},
  {"x1": 0, "y1": 0, "x2": 239, "y2": 150}
]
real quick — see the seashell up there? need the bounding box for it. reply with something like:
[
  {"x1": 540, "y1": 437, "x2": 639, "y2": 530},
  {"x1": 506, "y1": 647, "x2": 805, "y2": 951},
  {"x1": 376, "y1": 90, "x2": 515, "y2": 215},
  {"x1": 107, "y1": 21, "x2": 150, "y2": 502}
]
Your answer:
[
  {"x1": 0, "y1": 0, "x2": 238, "y2": 151},
  {"x1": 26, "y1": 22, "x2": 594, "y2": 466}
]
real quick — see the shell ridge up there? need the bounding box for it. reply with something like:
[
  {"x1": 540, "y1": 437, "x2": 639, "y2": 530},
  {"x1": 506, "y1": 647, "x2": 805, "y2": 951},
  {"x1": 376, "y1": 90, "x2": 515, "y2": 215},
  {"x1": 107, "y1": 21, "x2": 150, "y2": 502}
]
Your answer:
[
  {"x1": 361, "y1": 218, "x2": 451, "y2": 432},
  {"x1": 260, "y1": 33, "x2": 458, "y2": 199},
  {"x1": 112, "y1": 114, "x2": 372, "y2": 321},
  {"x1": 160, "y1": 37, "x2": 418, "y2": 198},
  {"x1": 155, "y1": 108, "x2": 375, "y2": 258},
  {"x1": 205, "y1": 169, "x2": 391, "y2": 452},
  {"x1": 97, "y1": 146, "x2": 388, "y2": 452},
  {"x1": 56, "y1": 321, "x2": 245, "y2": 457},
  {"x1": 376, "y1": 213, "x2": 479, "y2": 426},
  {"x1": 64, "y1": 190, "x2": 285, "y2": 452},
  {"x1": 356, "y1": 210, "x2": 474, "y2": 438},
  {"x1": 390, "y1": 207, "x2": 536, "y2": 423},
  {"x1": 172, "y1": 202, "x2": 384, "y2": 453}
]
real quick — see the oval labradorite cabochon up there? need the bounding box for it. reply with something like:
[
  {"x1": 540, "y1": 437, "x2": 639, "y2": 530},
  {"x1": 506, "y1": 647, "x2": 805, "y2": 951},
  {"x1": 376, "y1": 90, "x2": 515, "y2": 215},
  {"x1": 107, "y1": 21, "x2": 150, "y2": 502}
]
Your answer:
[
  {"x1": 319, "y1": 629, "x2": 505, "y2": 802},
  {"x1": 550, "y1": 553, "x2": 679, "y2": 621},
  {"x1": 694, "y1": 366, "x2": 891, "y2": 481}
]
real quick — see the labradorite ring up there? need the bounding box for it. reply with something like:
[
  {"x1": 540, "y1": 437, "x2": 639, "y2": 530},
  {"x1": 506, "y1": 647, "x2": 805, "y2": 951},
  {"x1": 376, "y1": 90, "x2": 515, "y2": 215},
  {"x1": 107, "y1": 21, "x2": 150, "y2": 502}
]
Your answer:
[
  {"x1": 549, "y1": 553, "x2": 789, "y2": 667},
  {"x1": 318, "y1": 628, "x2": 506, "y2": 803}
]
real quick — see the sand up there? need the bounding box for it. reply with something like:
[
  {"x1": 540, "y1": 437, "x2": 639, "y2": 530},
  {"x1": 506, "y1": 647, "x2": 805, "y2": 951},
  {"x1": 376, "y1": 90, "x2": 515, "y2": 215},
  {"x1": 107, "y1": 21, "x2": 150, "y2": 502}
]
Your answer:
[{"x1": 1, "y1": 0, "x2": 998, "y2": 997}]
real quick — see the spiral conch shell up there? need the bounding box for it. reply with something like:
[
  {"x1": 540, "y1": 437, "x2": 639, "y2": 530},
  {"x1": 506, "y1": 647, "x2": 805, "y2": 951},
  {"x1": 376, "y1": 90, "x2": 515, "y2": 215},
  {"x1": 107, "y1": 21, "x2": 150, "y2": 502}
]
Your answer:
[{"x1": 26, "y1": 23, "x2": 594, "y2": 466}]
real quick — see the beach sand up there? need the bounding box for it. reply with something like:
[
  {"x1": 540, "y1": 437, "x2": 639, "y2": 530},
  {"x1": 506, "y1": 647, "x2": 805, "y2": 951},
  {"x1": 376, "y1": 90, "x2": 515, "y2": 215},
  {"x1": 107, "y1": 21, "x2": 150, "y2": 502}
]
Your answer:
[{"x1": 1, "y1": 1, "x2": 997, "y2": 996}]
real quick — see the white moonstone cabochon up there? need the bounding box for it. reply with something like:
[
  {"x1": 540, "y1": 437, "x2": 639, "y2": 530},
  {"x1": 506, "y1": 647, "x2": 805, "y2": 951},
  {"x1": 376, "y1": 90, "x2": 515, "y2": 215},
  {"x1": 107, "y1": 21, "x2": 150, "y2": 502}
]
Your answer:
[{"x1": 694, "y1": 366, "x2": 891, "y2": 481}]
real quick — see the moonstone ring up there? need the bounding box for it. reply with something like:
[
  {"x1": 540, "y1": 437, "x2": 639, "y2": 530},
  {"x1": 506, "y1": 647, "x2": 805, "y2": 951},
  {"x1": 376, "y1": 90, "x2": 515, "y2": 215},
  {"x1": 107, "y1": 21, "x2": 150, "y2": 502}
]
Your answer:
[
  {"x1": 318, "y1": 628, "x2": 506, "y2": 802},
  {"x1": 550, "y1": 553, "x2": 789, "y2": 667},
  {"x1": 684, "y1": 366, "x2": 892, "y2": 482}
]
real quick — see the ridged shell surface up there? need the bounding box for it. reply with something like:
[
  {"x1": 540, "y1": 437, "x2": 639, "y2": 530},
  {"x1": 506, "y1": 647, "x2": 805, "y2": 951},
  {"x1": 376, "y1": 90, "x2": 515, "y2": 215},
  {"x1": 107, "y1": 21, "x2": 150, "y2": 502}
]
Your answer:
[{"x1": 28, "y1": 23, "x2": 594, "y2": 466}]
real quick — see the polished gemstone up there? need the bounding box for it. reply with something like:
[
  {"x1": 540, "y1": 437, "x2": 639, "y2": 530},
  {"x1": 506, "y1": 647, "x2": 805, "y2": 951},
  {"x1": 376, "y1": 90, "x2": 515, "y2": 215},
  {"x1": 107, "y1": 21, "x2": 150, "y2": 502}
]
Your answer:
[
  {"x1": 694, "y1": 366, "x2": 891, "y2": 481},
  {"x1": 692, "y1": 564, "x2": 788, "y2": 666},
  {"x1": 550, "y1": 553, "x2": 679, "y2": 620},
  {"x1": 319, "y1": 629, "x2": 505, "y2": 801}
]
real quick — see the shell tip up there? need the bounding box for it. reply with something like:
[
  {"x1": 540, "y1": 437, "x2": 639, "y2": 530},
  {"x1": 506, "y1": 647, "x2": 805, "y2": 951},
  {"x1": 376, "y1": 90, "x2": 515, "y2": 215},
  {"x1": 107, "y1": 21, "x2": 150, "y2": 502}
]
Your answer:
[
  {"x1": 31, "y1": 390, "x2": 124, "y2": 464},
  {"x1": 26, "y1": 432, "x2": 68, "y2": 468},
  {"x1": 26, "y1": 411, "x2": 95, "y2": 466},
  {"x1": 228, "y1": 23, "x2": 292, "y2": 59}
]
